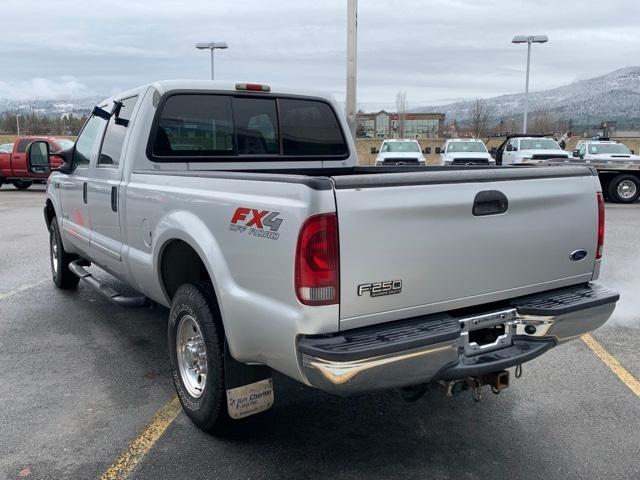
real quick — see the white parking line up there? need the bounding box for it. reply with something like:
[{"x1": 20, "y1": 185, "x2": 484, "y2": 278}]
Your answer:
[{"x1": 0, "y1": 279, "x2": 47, "y2": 301}]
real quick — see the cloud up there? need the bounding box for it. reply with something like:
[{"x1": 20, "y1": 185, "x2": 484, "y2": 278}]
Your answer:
[
  {"x1": 0, "y1": 0, "x2": 638, "y2": 109},
  {"x1": 0, "y1": 77, "x2": 96, "y2": 100}
]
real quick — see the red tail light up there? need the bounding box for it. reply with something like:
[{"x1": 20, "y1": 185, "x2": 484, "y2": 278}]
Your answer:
[
  {"x1": 596, "y1": 192, "x2": 605, "y2": 259},
  {"x1": 295, "y1": 213, "x2": 339, "y2": 306}
]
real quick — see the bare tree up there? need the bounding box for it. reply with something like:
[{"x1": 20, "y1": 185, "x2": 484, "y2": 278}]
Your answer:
[
  {"x1": 469, "y1": 98, "x2": 491, "y2": 138},
  {"x1": 395, "y1": 91, "x2": 408, "y2": 138}
]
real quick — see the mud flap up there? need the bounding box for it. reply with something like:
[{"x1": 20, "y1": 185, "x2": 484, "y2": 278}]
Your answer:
[{"x1": 224, "y1": 343, "x2": 274, "y2": 420}]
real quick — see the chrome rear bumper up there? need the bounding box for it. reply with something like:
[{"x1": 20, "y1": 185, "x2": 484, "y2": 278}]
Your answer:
[{"x1": 299, "y1": 283, "x2": 618, "y2": 395}]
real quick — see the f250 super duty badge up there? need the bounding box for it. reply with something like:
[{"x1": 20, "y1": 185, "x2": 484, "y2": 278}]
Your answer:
[
  {"x1": 358, "y1": 280, "x2": 402, "y2": 297},
  {"x1": 229, "y1": 207, "x2": 283, "y2": 240}
]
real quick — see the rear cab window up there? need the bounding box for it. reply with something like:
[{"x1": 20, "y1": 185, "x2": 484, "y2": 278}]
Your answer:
[{"x1": 149, "y1": 93, "x2": 348, "y2": 161}]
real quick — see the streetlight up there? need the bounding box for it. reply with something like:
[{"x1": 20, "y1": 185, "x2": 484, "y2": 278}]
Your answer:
[
  {"x1": 195, "y1": 42, "x2": 228, "y2": 80},
  {"x1": 512, "y1": 34, "x2": 548, "y2": 133}
]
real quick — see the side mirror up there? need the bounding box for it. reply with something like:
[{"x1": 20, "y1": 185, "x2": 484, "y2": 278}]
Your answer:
[
  {"x1": 370, "y1": 147, "x2": 379, "y2": 154},
  {"x1": 435, "y1": 147, "x2": 442, "y2": 155},
  {"x1": 572, "y1": 150, "x2": 580, "y2": 158},
  {"x1": 631, "y1": 149, "x2": 635, "y2": 154},
  {"x1": 26, "y1": 141, "x2": 51, "y2": 173},
  {"x1": 423, "y1": 147, "x2": 431, "y2": 154}
]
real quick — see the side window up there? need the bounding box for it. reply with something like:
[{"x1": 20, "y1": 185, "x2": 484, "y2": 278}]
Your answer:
[
  {"x1": 72, "y1": 116, "x2": 103, "y2": 167},
  {"x1": 233, "y1": 97, "x2": 278, "y2": 155},
  {"x1": 16, "y1": 139, "x2": 31, "y2": 153},
  {"x1": 279, "y1": 99, "x2": 347, "y2": 156},
  {"x1": 153, "y1": 95, "x2": 233, "y2": 156},
  {"x1": 98, "y1": 95, "x2": 138, "y2": 167}
]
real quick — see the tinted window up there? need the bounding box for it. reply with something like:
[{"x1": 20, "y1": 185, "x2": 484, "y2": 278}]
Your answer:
[
  {"x1": 73, "y1": 116, "x2": 103, "y2": 167},
  {"x1": 382, "y1": 141, "x2": 420, "y2": 153},
  {"x1": 279, "y1": 99, "x2": 347, "y2": 156},
  {"x1": 98, "y1": 96, "x2": 138, "y2": 166},
  {"x1": 233, "y1": 97, "x2": 278, "y2": 155},
  {"x1": 16, "y1": 139, "x2": 31, "y2": 153},
  {"x1": 153, "y1": 95, "x2": 233, "y2": 156},
  {"x1": 520, "y1": 139, "x2": 561, "y2": 150}
]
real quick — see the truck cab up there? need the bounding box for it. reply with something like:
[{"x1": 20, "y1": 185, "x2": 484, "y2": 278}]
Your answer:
[
  {"x1": 0, "y1": 136, "x2": 72, "y2": 189},
  {"x1": 440, "y1": 139, "x2": 493, "y2": 165},
  {"x1": 500, "y1": 136, "x2": 568, "y2": 165},
  {"x1": 374, "y1": 139, "x2": 426, "y2": 166}
]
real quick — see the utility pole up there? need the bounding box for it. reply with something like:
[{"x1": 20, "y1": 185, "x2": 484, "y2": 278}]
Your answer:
[
  {"x1": 346, "y1": 0, "x2": 358, "y2": 138},
  {"x1": 16, "y1": 114, "x2": 20, "y2": 136}
]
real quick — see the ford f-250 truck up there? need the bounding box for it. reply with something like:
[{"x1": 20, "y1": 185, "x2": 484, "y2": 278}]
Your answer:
[
  {"x1": 0, "y1": 136, "x2": 72, "y2": 189},
  {"x1": 28, "y1": 80, "x2": 619, "y2": 434}
]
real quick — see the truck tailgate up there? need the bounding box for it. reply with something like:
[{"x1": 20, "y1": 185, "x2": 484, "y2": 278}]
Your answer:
[{"x1": 333, "y1": 167, "x2": 600, "y2": 329}]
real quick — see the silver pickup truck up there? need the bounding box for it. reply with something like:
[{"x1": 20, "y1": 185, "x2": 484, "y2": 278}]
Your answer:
[{"x1": 28, "y1": 81, "x2": 619, "y2": 434}]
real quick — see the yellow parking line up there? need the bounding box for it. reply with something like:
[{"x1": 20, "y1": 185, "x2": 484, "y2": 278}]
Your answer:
[
  {"x1": 0, "y1": 279, "x2": 47, "y2": 301},
  {"x1": 100, "y1": 397, "x2": 182, "y2": 480},
  {"x1": 582, "y1": 334, "x2": 640, "y2": 398}
]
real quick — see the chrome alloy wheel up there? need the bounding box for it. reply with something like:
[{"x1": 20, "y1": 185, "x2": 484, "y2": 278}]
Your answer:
[
  {"x1": 617, "y1": 179, "x2": 637, "y2": 200},
  {"x1": 176, "y1": 314, "x2": 208, "y2": 398},
  {"x1": 50, "y1": 231, "x2": 59, "y2": 275}
]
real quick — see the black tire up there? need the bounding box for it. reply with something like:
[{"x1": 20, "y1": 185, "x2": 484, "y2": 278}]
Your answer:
[
  {"x1": 607, "y1": 174, "x2": 640, "y2": 203},
  {"x1": 12, "y1": 180, "x2": 33, "y2": 190},
  {"x1": 168, "y1": 282, "x2": 231, "y2": 434},
  {"x1": 49, "y1": 219, "x2": 80, "y2": 290}
]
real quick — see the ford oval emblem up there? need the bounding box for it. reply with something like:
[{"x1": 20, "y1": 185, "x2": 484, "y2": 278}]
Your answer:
[{"x1": 570, "y1": 249, "x2": 588, "y2": 261}]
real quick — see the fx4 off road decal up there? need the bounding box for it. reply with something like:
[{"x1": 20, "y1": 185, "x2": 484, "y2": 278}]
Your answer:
[
  {"x1": 358, "y1": 280, "x2": 403, "y2": 297},
  {"x1": 229, "y1": 207, "x2": 283, "y2": 240}
]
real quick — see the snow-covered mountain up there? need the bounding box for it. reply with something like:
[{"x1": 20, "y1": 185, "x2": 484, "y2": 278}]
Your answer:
[
  {"x1": 414, "y1": 67, "x2": 640, "y2": 124},
  {"x1": 0, "y1": 97, "x2": 102, "y2": 117}
]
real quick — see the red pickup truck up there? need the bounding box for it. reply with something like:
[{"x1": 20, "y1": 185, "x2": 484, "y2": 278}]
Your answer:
[{"x1": 0, "y1": 136, "x2": 74, "y2": 189}]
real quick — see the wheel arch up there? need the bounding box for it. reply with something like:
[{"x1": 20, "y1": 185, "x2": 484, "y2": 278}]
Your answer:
[
  {"x1": 153, "y1": 211, "x2": 234, "y2": 324},
  {"x1": 44, "y1": 199, "x2": 56, "y2": 227}
]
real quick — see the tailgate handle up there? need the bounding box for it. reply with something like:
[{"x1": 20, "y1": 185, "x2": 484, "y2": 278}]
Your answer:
[{"x1": 473, "y1": 190, "x2": 508, "y2": 216}]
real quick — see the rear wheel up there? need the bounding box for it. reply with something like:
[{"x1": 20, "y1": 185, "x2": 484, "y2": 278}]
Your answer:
[
  {"x1": 168, "y1": 282, "x2": 231, "y2": 434},
  {"x1": 49, "y1": 219, "x2": 80, "y2": 289},
  {"x1": 12, "y1": 180, "x2": 33, "y2": 190},
  {"x1": 607, "y1": 174, "x2": 640, "y2": 203}
]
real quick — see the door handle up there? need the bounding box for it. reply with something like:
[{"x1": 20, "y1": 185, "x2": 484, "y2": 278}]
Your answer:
[
  {"x1": 111, "y1": 186, "x2": 118, "y2": 212},
  {"x1": 473, "y1": 190, "x2": 508, "y2": 216},
  {"x1": 83, "y1": 182, "x2": 87, "y2": 204}
]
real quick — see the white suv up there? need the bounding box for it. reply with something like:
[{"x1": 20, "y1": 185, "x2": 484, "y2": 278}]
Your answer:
[
  {"x1": 440, "y1": 139, "x2": 493, "y2": 166},
  {"x1": 374, "y1": 139, "x2": 426, "y2": 166}
]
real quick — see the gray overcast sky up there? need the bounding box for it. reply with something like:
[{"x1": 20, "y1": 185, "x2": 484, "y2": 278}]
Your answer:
[{"x1": 1, "y1": 0, "x2": 638, "y2": 109}]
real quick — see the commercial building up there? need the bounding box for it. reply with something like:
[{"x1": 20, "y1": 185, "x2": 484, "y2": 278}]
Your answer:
[{"x1": 356, "y1": 111, "x2": 445, "y2": 139}]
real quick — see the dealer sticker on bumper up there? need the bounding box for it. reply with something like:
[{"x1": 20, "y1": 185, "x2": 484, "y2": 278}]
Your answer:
[{"x1": 226, "y1": 378, "x2": 274, "y2": 419}]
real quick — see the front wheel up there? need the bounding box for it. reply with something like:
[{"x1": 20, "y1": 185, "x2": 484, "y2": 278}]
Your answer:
[
  {"x1": 12, "y1": 180, "x2": 33, "y2": 190},
  {"x1": 168, "y1": 282, "x2": 230, "y2": 434},
  {"x1": 49, "y1": 219, "x2": 80, "y2": 289},
  {"x1": 607, "y1": 174, "x2": 640, "y2": 203}
]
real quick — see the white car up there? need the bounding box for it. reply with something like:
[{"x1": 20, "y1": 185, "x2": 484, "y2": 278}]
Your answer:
[
  {"x1": 440, "y1": 139, "x2": 494, "y2": 166},
  {"x1": 501, "y1": 137, "x2": 569, "y2": 165},
  {"x1": 374, "y1": 139, "x2": 426, "y2": 166},
  {"x1": 573, "y1": 140, "x2": 640, "y2": 162}
]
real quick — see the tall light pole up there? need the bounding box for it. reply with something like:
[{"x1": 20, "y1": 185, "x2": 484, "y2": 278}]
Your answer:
[
  {"x1": 512, "y1": 34, "x2": 548, "y2": 134},
  {"x1": 16, "y1": 113, "x2": 21, "y2": 136},
  {"x1": 346, "y1": 0, "x2": 358, "y2": 138},
  {"x1": 195, "y1": 42, "x2": 228, "y2": 80}
]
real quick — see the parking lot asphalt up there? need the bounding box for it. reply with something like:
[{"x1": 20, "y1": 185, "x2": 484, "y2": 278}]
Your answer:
[{"x1": 0, "y1": 184, "x2": 638, "y2": 480}]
